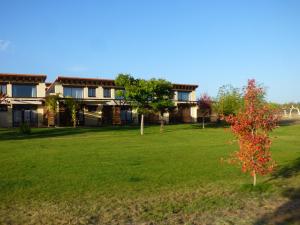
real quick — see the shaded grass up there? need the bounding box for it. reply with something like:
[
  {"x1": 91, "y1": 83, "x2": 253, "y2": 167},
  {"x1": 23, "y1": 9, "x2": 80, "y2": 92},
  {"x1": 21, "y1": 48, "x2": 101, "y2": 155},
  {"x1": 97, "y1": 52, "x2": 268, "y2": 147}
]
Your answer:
[{"x1": 0, "y1": 124, "x2": 300, "y2": 224}]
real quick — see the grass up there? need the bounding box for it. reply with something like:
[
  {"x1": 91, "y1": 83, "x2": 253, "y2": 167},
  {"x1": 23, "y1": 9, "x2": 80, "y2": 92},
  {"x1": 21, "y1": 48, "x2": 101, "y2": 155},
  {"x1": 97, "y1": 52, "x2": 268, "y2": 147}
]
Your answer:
[{"x1": 0, "y1": 124, "x2": 299, "y2": 224}]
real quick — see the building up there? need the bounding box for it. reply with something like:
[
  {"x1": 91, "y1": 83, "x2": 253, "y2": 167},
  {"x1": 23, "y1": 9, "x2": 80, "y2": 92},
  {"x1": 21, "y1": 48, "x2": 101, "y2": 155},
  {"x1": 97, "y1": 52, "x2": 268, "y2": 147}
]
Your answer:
[
  {"x1": 46, "y1": 76, "x2": 128, "y2": 126},
  {"x1": 0, "y1": 73, "x2": 198, "y2": 127},
  {"x1": 0, "y1": 73, "x2": 46, "y2": 127}
]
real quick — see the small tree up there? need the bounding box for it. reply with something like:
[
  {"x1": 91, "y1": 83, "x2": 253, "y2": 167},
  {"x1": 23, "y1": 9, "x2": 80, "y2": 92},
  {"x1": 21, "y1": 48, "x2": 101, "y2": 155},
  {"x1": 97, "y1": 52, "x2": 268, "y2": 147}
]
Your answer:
[
  {"x1": 149, "y1": 79, "x2": 174, "y2": 133},
  {"x1": 115, "y1": 74, "x2": 153, "y2": 135},
  {"x1": 214, "y1": 85, "x2": 243, "y2": 118},
  {"x1": 45, "y1": 94, "x2": 60, "y2": 127},
  {"x1": 197, "y1": 93, "x2": 212, "y2": 129},
  {"x1": 65, "y1": 97, "x2": 79, "y2": 128},
  {"x1": 225, "y1": 79, "x2": 279, "y2": 186}
]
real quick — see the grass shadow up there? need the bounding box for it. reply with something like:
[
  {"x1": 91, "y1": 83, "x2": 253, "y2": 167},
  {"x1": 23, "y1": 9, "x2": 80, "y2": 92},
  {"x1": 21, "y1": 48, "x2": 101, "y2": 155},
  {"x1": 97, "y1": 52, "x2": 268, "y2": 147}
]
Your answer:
[
  {"x1": 254, "y1": 157, "x2": 300, "y2": 225},
  {"x1": 0, "y1": 125, "x2": 141, "y2": 141},
  {"x1": 271, "y1": 157, "x2": 300, "y2": 180},
  {"x1": 254, "y1": 187, "x2": 300, "y2": 225},
  {"x1": 278, "y1": 118, "x2": 300, "y2": 127}
]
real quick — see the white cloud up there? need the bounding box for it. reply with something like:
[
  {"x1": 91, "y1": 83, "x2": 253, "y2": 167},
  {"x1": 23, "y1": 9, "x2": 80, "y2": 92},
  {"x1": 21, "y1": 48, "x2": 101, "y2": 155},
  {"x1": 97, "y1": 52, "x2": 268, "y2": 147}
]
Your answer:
[{"x1": 0, "y1": 40, "x2": 11, "y2": 51}]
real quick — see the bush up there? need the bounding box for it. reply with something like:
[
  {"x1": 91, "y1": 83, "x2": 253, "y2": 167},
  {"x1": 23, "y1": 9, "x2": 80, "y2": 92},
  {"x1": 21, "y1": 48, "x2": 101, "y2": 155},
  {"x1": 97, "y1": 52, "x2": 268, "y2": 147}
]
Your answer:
[{"x1": 19, "y1": 123, "x2": 31, "y2": 134}]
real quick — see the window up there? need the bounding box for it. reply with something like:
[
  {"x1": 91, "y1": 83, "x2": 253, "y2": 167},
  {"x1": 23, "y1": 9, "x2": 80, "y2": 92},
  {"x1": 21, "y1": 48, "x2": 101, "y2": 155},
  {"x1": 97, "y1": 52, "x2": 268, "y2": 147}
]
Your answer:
[
  {"x1": 63, "y1": 87, "x2": 83, "y2": 98},
  {"x1": 12, "y1": 84, "x2": 37, "y2": 97},
  {"x1": 103, "y1": 88, "x2": 111, "y2": 98},
  {"x1": 115, "y1": 89, "x2": 125, "y2": 100},
  {"x1": 0, "y1": 84, "x2": 6, "y2": 95},
  {"x1": 177, "y1": 91, "x2": 190, "y2": 101},
  {"x1": 88, "y1": 87, "x2": 96, "y2": 97},
  {"x1": 121, "y1": 109, "x2": 132, "y2": 123}
]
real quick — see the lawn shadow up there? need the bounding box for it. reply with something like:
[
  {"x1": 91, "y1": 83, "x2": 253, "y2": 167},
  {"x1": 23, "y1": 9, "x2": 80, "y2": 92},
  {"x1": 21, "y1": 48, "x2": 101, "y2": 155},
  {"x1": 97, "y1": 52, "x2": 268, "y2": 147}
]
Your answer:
[
  {"x1": 271, "y1": 157, "x2": 300, "y2": 180},
  {"x1": 278, "y1": 118, "x2": 300, "y2": 127},
  {"x1": 254, "y1": 157, "x2": 300, "y2": 225},
  {"x1": 254, "y1": 187, "x2": 300, "y2": 225},
  {"x1": 0, "y1": 125, "x2": 140, "y2": 141}
]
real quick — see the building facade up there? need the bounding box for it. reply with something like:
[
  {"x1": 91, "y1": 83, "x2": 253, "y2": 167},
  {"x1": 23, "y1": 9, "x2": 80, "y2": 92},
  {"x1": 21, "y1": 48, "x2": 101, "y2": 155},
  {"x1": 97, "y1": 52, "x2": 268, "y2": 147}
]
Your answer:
[
  {"x1": 0, "y1": 73, "x2": 198, "y2": 127},
  {"x1": 0, "y1": 73, "x2": 46, "y2": 128}
]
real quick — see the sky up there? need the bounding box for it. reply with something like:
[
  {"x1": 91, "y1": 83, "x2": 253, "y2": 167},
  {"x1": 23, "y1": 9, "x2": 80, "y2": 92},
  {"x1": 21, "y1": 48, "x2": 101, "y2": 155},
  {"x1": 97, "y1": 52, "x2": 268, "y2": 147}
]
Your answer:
[{"x1": 0, "y1": 0, "x2": 299, "y2": 103}]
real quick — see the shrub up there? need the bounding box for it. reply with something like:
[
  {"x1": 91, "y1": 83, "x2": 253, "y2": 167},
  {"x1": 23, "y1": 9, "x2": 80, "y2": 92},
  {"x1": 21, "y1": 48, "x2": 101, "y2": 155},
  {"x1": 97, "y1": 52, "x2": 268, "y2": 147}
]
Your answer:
[{"x1": 19, "y1": 123, "x2": 31, "y2": 135}]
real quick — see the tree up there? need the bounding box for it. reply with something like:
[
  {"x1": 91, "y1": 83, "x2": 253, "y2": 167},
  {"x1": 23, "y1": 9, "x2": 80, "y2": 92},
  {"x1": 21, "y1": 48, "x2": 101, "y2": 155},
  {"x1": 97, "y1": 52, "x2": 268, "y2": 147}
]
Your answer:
[
  {"x1": 225, "y1": 79, "x2": 279, "y2": 186},
  {"x1": 45, "y1": 94, "x2": 60, "y2": 127},
  {"x1": 65, "y1": 97, "x2": 79, "y2": 128},
  {"x1": 115, "y1": 74, "x2": 153, "y2": 135},
  {"x1": 149, "y1": 79, "x2": 174, "y2": 133},
  {"x1": 214, "y1": 85, "x2": 243, "y2": 117},
  {"x1": 197, "y1": 93, "x2": 212, "y2": 129}
]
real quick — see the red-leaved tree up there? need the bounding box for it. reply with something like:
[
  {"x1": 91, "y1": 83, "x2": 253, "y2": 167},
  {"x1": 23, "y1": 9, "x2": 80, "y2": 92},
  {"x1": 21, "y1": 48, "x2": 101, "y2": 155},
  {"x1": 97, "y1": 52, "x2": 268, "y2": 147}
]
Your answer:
[
  {"x1": 225, "y1": 79, "x2": 279, "y2": 186},
  {"x1": 197, "y1": 93, "x2": 212, "y2": 129}
]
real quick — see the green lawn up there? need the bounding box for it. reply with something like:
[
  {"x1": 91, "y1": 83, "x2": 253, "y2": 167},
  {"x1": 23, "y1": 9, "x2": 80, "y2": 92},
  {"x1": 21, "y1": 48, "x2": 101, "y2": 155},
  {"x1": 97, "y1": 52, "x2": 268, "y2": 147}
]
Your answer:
[{"x1": 0, "y1": 124, "x2": 299, "y2": 224}]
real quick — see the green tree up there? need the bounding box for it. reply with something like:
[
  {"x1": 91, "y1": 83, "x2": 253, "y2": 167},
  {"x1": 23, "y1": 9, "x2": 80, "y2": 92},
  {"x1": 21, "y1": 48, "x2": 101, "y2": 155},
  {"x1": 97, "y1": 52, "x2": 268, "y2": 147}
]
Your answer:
[
  {"x1": 45, "y1": 94, "x2": 60, "y2": 127},
  {"x1": 64, "y1": 97, "x2": 79, "y2": 128},
  {"x1": 213, "y1": 84, "x2": 243, "y2": 117},
  {"x1": 115, "y1": 74, "x2": 154, "y2": 135},
  {"x1": 149, "y1": 79, "x2": 174, "y2": 133}
]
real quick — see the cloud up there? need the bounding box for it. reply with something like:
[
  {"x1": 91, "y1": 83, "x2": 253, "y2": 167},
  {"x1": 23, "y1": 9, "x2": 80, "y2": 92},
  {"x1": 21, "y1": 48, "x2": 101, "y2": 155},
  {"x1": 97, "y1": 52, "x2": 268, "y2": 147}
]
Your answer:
[{"x1": 0, "y1": 40, "x2": 11, "y2": 51}]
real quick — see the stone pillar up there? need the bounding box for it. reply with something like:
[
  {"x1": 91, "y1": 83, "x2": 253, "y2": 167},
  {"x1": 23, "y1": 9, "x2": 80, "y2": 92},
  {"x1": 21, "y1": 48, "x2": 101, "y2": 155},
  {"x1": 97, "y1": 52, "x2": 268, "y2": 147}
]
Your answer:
[
  {"x1": 6, "y1": 84, "x2": 12, "y2": 97},
  {"x1": 37, "y1": 105, "x2": 44, "y2": 127}
]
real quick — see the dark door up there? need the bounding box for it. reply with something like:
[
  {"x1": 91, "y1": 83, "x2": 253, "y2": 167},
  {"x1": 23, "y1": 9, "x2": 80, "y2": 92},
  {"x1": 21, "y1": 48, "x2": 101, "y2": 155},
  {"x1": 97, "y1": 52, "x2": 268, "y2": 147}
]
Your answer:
[
  {"x1": 12, "y1": 105, "x2": 38, "y2": 127},
  {"x1": 102, "y1": 106, "x2": 113, "y2": 125}
]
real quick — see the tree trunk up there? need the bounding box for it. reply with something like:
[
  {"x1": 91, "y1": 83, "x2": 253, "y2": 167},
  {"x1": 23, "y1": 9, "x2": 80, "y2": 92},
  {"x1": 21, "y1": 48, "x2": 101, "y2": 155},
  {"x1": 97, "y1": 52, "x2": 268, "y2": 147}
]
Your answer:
[
  {"x1": 140, "y1": 114, "x2": 144, "y2": 135},
  {"x1": 253, "y1": 171, "x2": 256, "y2": 186},
  {"x1": 202, "y1": 116, "x2": 205, "y2": 129},
  {"x1": 72, "y1": 109, "x2": 76, "y2": 128},
  {"x1": 160, "y1": 119, "x2": 164, "y2": 133}
]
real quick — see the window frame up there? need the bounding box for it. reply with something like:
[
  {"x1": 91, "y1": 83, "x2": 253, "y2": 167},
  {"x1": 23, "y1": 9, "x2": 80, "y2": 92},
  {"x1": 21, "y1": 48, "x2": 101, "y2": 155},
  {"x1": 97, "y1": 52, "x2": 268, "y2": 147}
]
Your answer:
[
  {"x1": 88, "y1": 87, "x2": 96, "y2": 97},
  {"x1": 63, "y1": 86, "x2": 84, "y2": 99},
  {"x1": 177, "y1": 91, "x2": 190, "y2": 101},
  {"x1": 0, "y1": 84, "x2": 7, "y2": 95},
  {"x1": 12, "y1": 84, "x2": 37, "y2": 98},
  {"x1": 103, "y1": 88, "x2": 111, "y2": 98}
]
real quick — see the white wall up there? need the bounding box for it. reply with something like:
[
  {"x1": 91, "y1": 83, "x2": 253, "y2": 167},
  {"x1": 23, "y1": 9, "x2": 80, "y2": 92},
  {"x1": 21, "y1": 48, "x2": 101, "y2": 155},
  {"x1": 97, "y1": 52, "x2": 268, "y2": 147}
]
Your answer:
[
  {"x1": 191, "y1": 105, "x2": 198, "y2": 122},
  {"x1": 55, "y1": 83, "x2": 64, "y2": 97},
  {"x1": 37, "y1": 83, "x2": 46, "y2": 98}
]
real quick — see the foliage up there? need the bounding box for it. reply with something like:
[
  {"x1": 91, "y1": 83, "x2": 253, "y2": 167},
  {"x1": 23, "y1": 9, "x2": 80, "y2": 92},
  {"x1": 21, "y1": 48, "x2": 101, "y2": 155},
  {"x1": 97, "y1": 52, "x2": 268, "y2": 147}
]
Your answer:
[
  {"x1": 115, "y1": 74, "x2": 174, "y2": 134},
  {"x1": 115, "y1": 74, "x2": 153, "y2": 114},
  {"x1": 45, "y1": 94, "x2": 60, "y2": 126},
  {"x1": 197, "y1": 93, "x2": 212, "y2": 128},
  {"x1": 213, "y1": 84, "x2": 243, "y2": 116},
  {"x1": 282, "y1": 102, "x2": 300, "y2": 109},
  {"x1": 149, "y1": 79, "x2": 174, "y2": 132},
  {"x1": 45, "y1": 94, "x2": 60, "y2": 112},
  {"x1": 225, "y1": 79, "x2": 279, "y2": 186},
  {"x1": 267, "y1": 102, "x2": 281, "y2": 110},
  {"x1": 19, "y1": 123, "x2": 31, "y2": 134},
  {"x1": 64, "y1": 97, "x2": 79, "y2": 128}
]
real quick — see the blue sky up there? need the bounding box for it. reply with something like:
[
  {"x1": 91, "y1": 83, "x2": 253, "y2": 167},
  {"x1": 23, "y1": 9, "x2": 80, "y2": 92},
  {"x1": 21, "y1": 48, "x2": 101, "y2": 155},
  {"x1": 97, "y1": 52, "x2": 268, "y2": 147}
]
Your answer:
[{"x1": 0, "y1": 0, "x2": 299, "y2": 103}]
